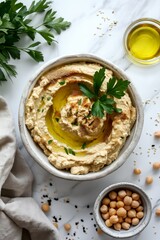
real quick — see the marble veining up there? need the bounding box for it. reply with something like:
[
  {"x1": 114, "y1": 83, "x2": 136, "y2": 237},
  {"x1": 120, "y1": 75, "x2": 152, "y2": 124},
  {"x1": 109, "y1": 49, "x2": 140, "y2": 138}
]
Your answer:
[{"x1": 0, "y1": 0, "x2": 160, "y2": 239}]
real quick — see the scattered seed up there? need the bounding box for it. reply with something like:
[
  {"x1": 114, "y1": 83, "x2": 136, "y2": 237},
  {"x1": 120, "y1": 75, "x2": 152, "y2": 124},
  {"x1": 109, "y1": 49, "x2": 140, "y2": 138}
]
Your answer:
[{"x1": 53, "y1": 222, "x2": 58, "y2": 228}]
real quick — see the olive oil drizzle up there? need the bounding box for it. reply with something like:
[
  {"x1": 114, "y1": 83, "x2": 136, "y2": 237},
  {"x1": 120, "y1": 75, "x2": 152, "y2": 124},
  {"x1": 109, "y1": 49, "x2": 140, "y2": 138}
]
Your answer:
[{"x1": 127, "y1": 24, "x2": 160, "y2": 60}]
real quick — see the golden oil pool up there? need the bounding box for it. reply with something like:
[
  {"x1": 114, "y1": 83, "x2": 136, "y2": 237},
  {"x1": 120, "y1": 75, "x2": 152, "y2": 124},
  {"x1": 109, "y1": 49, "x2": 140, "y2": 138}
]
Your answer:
[{"x1": 127, "y1": 24, "x2": 160, "y2": 61}]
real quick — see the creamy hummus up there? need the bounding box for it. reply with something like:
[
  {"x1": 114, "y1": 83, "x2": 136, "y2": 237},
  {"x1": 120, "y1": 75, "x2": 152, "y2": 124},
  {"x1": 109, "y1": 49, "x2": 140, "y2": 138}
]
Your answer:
[{"x1": 25, "y1": 62, "x2": 136, "y2": 175}]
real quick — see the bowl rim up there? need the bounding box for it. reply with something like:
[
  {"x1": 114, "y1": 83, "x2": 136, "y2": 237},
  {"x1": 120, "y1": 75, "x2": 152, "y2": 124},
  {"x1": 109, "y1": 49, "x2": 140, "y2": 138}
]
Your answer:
[
  {"x1": 93, "y1": 182, "x2": 152, "y2": 238},
  {"x1": 18, "y1": 53, "x2": 144, "y2": 181}
]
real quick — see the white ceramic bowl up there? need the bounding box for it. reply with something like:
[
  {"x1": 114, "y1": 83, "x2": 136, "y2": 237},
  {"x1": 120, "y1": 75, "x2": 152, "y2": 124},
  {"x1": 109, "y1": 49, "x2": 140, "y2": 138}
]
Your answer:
[
  {"x1": 19, "y1": 54, "x2": 144, "y2": 180},
  {"x1": 93, "y1": 182, "x2": 152, "y2": 238}
]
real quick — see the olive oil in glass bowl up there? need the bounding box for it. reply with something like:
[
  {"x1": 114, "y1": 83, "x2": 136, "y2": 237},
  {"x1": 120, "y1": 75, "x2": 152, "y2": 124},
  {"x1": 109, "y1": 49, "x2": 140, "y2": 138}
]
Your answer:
[{"x1": 124, "y1": 18, "x2": 160, "y2": 65}]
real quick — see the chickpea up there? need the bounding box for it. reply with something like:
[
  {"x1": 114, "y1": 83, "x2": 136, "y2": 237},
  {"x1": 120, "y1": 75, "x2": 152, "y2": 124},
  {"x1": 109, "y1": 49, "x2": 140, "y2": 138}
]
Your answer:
[
  {"x1": 132, "y1": 217, "x2": 139, "y2": 226},
  {"x1": 124, "y1": 196, "x2": 132, "y2": 206},
  {"x1": 114, "y1": 223, "x2": 121, "y2": 231},
  {"x1": 133, "y1": 168, "x2": 141, "y2": 175},
  {"x1": 132, "y1": 193, "x2": 140, "y2": 201},
  {"x1": 117, "y1": 207, "x2": 127, "y2": 218},
  {"x1": 154, "y1": 131, "x2": 160, "y2": 137},
  {"x1": 136, "y1": 211, "x2": 144, "y2": 219},
  {"x1": 41, "y1": 203, "x2": 50, "y2": 212},
  {"x1": 105, "y1": 219, "x2": 112, "y2": 227},
  {"x1": 110, "y1": 215, "x2": 119, "y2": 224},
  {"x1": 138, "y1": 198, "x2": 142, "y2": 204},
  {"x1": 125, "y1": 217, "x2": 132, "y2": 224},
  {"x1": 128, "y1": 209, "x2": 136, "y2": 218},
  {"x1": 64, "y1": 223, "x2": 71, "y2": 231},
  {"x1": 122, "y1": 222, "x2": 130, "y2": 230},
  {"x1": 117, "y1": 196, "x2": 122, "y2": 201},
  {"x1": 153, "y1": 162, "x2": 160, "y2": 170},
  {"x1": 97, "y1": 228, "x2": 103, "y2": 235},
  {"x1": 117, "y1": 201, "x2": 124, "y2": 208},
  {"x1": 102, "y1": 197, "x2": 110, "y2": 205},
  {"x1": 109, "y1": 191, "x2": 117, "y2": 200},
  {"x1": 155, "y1": 208, "x2": 160, "y2": 216},
  {"x1": 102, "y1": 212, "x2": 110, "y2": 220},
  {"x1": 124, "y1": 205, "x2": 131, "y2": 211},
  {"x1": 118, "y1": 217, "x2": 123, "y2": 223},
  {"x1": 126, "y1": 190, "x2": 132, "y2": 197},
  {"x1": 118, "y1": 190, "x2": 127, "y2": 198},
  {"x1": 110, "y1": 201, "x2": 117, "y2": 208},
  {"x1": 100, "y1": 205, "x2": 108, "y2": 213},
  {"x1": 146, "y1": 176, "x2": 153, "y2": 185},
  {"x1": 131, "y1": 200, "x2": 140, "y2": 208},
  {"x1": 109, "y1": 208, "x2": 117, "y2": 216},
  {"x1": 136, "y1": 206, "x2": 144, "y2": 212}
]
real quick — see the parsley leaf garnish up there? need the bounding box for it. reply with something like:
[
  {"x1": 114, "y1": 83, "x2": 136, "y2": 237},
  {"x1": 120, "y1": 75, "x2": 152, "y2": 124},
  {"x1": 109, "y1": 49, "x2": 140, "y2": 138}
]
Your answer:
[
  {"x1": 79, "y1": 67, "x2": 130, "y2": 118},
  {"x1": 0, "y1": 0, "x2": 71, "y2": 83},
  {"x1": 107, "y1": 77, "x2": 131, "y2": 99}
]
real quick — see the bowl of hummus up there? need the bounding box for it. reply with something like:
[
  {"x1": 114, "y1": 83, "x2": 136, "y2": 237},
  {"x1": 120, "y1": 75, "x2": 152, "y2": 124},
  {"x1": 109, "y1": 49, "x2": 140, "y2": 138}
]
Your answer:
[{"x1": 19, "y1": 54, "x2": 144, "y2": 180}]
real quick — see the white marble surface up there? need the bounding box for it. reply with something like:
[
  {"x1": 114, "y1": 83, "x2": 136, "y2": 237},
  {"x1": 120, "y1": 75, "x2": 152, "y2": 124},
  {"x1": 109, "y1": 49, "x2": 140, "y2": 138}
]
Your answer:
[{"x1": 0, "y1": 0, "x2": 160, "y2": 239}]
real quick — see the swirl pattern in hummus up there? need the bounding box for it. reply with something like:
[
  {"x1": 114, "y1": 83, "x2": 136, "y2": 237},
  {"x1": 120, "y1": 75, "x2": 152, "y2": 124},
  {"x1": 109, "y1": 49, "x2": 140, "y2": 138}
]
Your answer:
[{"x1": 25, "y1": 62, "x2": 136, "y2": 175}]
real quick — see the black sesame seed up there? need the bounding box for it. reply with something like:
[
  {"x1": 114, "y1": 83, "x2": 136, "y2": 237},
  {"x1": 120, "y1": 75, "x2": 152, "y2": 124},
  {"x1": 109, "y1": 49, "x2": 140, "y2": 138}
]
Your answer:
[
  {"x1": 52, "y1": 216, "x2": 58, "y2": 222},
  {"x1": 152, "y1": 145, "x2": 155, "y2": 147},
  {"x1": 43, "y1": 194, "x2": 48, "y2": 198},
  {"x1": 80, "y1": 219, "x2": 84, "y2": 222},
  {"x1": 47, "y1": 199, "x2": 52, "y2": 206},
  {"x1": 54, "y1": 198, "x2": 59, "y2": 201},
  {"x1": 75, "y1": 222, "x2": 79, "y2": 225},
  {"x1": 75, "y1": 205, "x2": 78, "y2": 208},
  {"x1": 89, "y1": 212, "x2": 93, "y2": 215},
  {"x1": 49, "y1": 182, "x2": 53, "y2": 186},
  {"x1": 87, "y1": 205, "x2": 90, "y2": 208}
]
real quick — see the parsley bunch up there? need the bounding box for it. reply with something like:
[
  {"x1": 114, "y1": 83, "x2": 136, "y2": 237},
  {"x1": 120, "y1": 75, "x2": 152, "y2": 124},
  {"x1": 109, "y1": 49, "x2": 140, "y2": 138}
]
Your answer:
[
  {"x1": 79, "y1": 67, "x2": 130, "y2": 118},
  {"x1": 0, "y1": 0, "x2": 71, "y2": 82}
]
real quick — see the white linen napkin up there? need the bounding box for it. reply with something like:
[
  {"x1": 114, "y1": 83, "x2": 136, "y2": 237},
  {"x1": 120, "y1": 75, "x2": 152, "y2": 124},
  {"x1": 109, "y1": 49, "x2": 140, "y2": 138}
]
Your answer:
[{"x1": 0, "y1": 96, "x2": 60, "y2": 240}]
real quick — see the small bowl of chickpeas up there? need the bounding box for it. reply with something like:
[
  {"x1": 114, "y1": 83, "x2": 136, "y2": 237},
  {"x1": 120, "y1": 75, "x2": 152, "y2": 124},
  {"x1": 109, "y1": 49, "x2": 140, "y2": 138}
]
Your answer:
[{"x1": 93, "y1": 182, "x2": 152, "y2": 238}]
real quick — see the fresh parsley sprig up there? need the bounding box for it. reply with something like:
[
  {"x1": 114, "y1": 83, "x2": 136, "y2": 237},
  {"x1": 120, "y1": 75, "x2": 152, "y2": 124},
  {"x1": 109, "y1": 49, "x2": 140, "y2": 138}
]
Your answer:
[
  {"x1": 0, "y1": 0, "x2": 71, "y2": 82},
  {"x1": 79, "y1": 67, "x2": 130, "y2": 118}
]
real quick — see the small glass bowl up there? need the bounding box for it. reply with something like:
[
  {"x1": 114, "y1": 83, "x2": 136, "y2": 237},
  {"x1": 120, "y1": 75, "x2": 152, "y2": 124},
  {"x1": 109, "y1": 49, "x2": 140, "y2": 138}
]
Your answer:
[{"x1": 124, "y1": 18, "x2": 160, "y2": 65}]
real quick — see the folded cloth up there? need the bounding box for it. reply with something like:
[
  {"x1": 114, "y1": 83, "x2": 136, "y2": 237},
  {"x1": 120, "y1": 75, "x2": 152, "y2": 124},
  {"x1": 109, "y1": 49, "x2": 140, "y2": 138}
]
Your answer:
[{"x1": 0, "y1": 96, "x2": 59, "y2": 240}]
